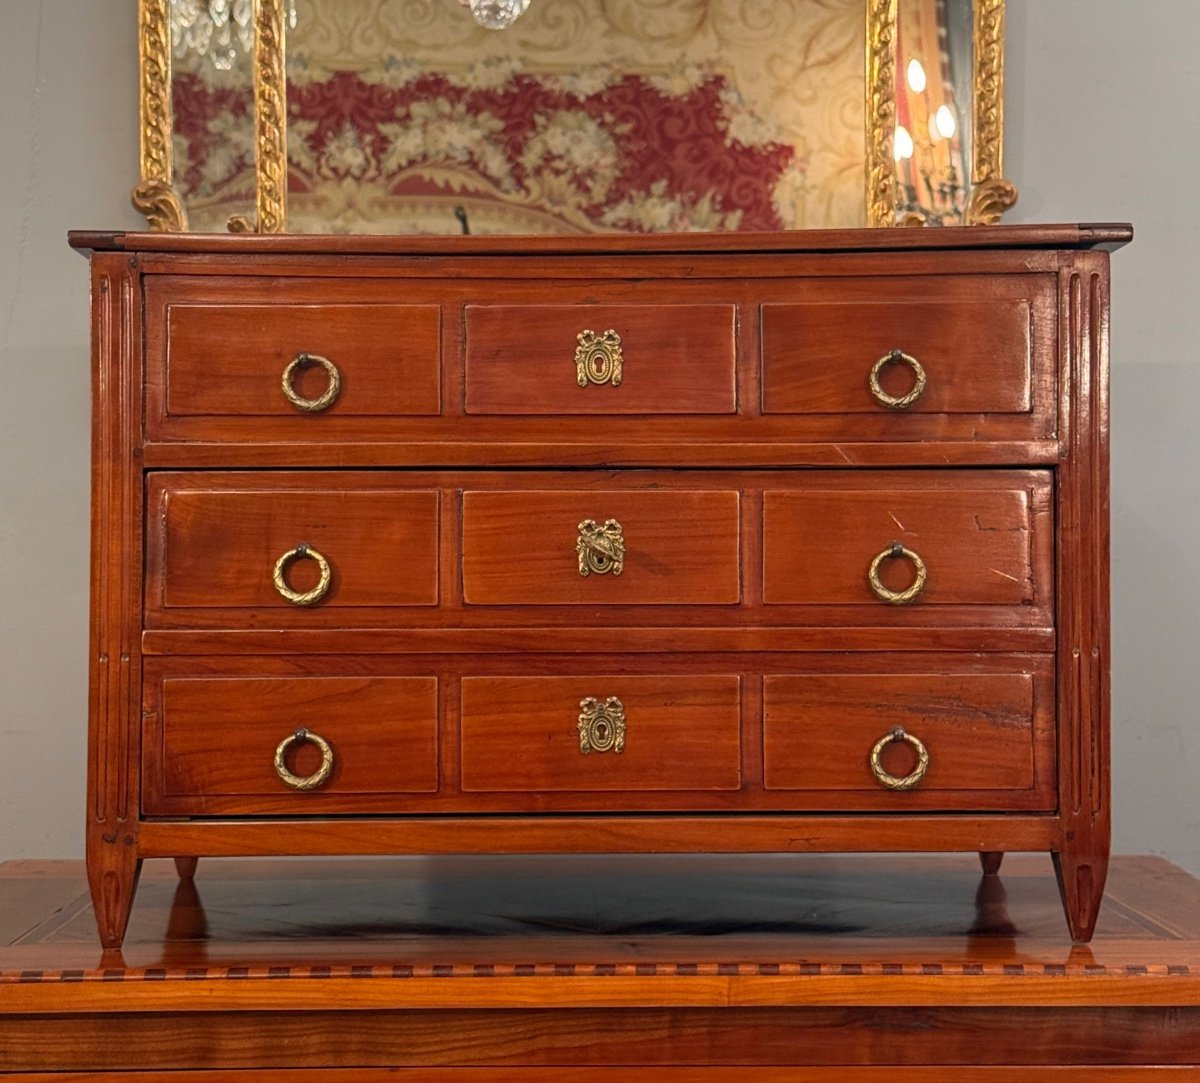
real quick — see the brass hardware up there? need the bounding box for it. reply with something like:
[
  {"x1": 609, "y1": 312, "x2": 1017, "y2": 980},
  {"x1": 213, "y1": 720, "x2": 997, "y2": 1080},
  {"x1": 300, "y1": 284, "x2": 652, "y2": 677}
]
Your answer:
[
  {"x1": 869, "y1": 726, "x2": 929, "y2": 791},
  {"x1": 251, "y1": 0, "x2": 289, "y2": 234},
  {"x1": 282, "y1": 353, "x2": 341, "y2": 413},
  {"x1": 575, "y1": 330, "x2": 623, "y2": 388},
  {"x1": 134, "y1": 0, "x2": 187, "y2": 230},
  {"x1": 966, "y1": 0, "x2": 1019, "y2": 224},
  {"x1": 869, "y1": 349, "x2": 926, "y2": 409},
  {"x1": 577, "y1": 519, "x2": 625, "y2": 577},
  {"x1": 272, "y1": 543, "x2": 332, "y2": 607},
  {"x1": 865, "y1": 0, "x2": 898, "y2": 228},
  {"x1": 578, "y1": 696, "x2": 626, "y2": 755},
  {"x1": 273, "y1": 728, "x2": 335, "y2": 791},
  {"x1": 868, "y1": 541, "x2": 927, "y2": 605}
]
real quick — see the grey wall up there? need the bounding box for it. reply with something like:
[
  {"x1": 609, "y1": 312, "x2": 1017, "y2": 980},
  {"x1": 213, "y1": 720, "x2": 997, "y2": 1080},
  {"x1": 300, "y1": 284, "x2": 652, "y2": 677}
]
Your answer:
[
  {"x1": 0, "y1": 1, "x2": 141, "y2": 857},
  {"x1": 1005, "y1": 0, "x2": 1200, "y2": 874},
  {"x1": 1, "y1": 1, "x2": 1197, "y2": 875}
]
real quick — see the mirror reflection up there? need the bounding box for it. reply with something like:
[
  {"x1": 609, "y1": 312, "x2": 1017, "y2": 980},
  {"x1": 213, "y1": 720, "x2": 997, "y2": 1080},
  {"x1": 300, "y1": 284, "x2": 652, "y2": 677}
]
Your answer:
[
  {"x1": 155, "y1": 0, "x2": 1009, "y2": 234},
  {"x1": 282, "y1": 0, "x2": 866, "y2": 234},
  {"x1": 892, "y1": 0, "x2": 974, "y2": 225},
  {"x1": 169, "y1": 0, "x2": 261, "y2": 230}
]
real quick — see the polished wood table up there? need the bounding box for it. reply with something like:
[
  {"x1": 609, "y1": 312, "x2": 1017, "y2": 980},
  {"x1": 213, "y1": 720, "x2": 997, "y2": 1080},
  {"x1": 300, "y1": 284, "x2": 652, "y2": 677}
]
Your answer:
[{"x1": 2, "y1": 854, "x2": 1198, "y2": 1079}]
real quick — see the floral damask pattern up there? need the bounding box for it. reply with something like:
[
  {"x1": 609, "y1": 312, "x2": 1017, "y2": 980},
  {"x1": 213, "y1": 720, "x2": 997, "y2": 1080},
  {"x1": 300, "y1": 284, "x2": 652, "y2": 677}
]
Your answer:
[{"x1": 283, "y1": 65, "x2": 797, "y2": 234}]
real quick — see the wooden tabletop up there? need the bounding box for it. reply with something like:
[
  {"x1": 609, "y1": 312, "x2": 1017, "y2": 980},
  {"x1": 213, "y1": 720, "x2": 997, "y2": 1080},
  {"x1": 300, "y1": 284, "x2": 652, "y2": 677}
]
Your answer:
[{"x1": 1, "y1": 853, "x2": 1197, "y2": 1013}]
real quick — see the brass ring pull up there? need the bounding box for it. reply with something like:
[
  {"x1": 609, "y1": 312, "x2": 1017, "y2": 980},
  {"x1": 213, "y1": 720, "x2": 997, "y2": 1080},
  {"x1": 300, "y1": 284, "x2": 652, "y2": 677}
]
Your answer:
[
  {"x1": 577, "y1": 519, "x2": 625, "y2": 577},
  {"x1": 868, "y1": 541, "x2": 927, "y2": 605},
  {"x1": 869, "y1": 349, "x2": 926, "y2": 409},
  {"x1": 578, "y1": 696, "x2": 626, "y2": 754},
  {"x1": 869, "y1": 726, "x2": 930, "y2": 791},
  {"x1": 273, "y1": 728, "x2": 335, "y2": 791},
  {"x1": 575, "y1": 329, "x2": 623, "y2": 387},
  {"x1": 272, "y1": 543, "x2": 332, "y2": 607},
  {"x1": 282, "y1": 352, "x2": 341, "y2": 413}
]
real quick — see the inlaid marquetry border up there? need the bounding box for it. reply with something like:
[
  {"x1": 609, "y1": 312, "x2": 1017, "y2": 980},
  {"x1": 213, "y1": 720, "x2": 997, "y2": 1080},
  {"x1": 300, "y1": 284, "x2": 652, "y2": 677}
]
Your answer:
[{"x1": 6, "y1": 960, "x2": 1197, "y2": 983}]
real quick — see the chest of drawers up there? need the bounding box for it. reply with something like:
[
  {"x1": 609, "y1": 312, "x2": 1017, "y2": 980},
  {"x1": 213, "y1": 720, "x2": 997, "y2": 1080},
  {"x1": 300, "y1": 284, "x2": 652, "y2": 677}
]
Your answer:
[{"x1": 71, "y1": 224, "x2": 1129, "y2": 946}]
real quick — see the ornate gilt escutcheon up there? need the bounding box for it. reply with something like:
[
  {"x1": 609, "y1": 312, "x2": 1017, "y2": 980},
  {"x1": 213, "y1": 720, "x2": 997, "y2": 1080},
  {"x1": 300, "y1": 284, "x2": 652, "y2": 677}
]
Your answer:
[
  {"x1": 577, "y1": 519, "x2": 625, "y2": 577},
  {"x1": 575, "y1": 329, "x2": 623, "y2": 388},
  {"x1": 578, "y1": 696, "x2": 626, "y2": 755}
]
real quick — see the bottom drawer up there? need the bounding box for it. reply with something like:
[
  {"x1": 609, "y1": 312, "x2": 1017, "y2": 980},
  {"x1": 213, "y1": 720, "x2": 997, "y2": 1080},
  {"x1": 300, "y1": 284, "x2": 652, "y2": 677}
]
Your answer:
[
  {"x1": 142, "y1": 655, "x2": 1052, "y2": 815},
  {"x1": 144, "y1": 675, "x2": 439, "y2": 815}
]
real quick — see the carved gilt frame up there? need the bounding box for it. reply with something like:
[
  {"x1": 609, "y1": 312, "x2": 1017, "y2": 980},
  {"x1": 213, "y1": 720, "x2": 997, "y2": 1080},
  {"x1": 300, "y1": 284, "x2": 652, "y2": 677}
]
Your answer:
[{"x1": 136, "y1": 0, "x2": 1014, "y2": 232}]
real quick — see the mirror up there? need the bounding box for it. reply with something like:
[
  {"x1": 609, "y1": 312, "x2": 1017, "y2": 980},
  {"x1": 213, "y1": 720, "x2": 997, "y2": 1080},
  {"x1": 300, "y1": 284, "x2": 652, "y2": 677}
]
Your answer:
[
  {"x1": 134, "y1": 0, "x2": 1015, "y2": 233},
  {"x1": 890, "y1": 0, "x2": 1014, "y2": 225}
]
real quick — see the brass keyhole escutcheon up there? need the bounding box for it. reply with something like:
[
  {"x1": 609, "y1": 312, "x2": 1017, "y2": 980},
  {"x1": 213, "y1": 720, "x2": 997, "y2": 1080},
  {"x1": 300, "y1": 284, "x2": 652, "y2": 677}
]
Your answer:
[
  {"x1": 868, "y1": 348, "x2": 926, "y2": 409},
  {"x1": 578, "y1": 696, "x2": 626, "y2": 754},
  {"x1": 867, "y1": 541, "x2": 927, "y2": 605},
  {"x1": 575, "y1": 329, "x2": 623, "y2": 387},
  {"x1": 577, "y1": 519, "x2": 625, "y2": 577}
]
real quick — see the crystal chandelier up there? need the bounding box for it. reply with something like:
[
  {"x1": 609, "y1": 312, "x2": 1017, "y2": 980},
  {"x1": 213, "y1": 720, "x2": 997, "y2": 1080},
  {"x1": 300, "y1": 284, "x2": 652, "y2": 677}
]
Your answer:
[
  {"x1": 170, "y1": 0, "x2": 298, "y2": 71},
  {"x1": 458, "y1": 0, "x2": 532, "y2": 31}
]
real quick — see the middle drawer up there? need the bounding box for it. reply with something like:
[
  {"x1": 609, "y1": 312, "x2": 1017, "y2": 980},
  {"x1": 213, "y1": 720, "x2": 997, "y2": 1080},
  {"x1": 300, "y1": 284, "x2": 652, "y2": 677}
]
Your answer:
[{"x1": 145, "y1": 470, "x2": 1051, "y2": 630}]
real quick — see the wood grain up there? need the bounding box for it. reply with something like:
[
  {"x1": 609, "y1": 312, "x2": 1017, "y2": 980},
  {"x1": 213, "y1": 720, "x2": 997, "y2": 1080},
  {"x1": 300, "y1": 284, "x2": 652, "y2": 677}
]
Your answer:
[
  {"x1": 761, "y1": 280, "x2": 1048, "y2": 417},
  {"x1": 462, "y1": 489, "x2": 741, "y2": 605},
  {"x1": 465, "y1": 304, "x2": 737, "y2": 414},
  {"x1": 151, "y1": 291, "x2": 441, "y2": 422},
  {"x1": 146, "y1": 675, "x2": 439, "y2": 814},
  {"x1": 460, "y1": 675, "x2": 742, "y2": 794},
  {"x1": 147, "y1": 480, "x2": 440, "y2": 611},
  {"x1": 762, "y1": 473, "x2": 1050, "y2": 608},
  {"x1": 762, "y1": 669, "x2": 1053, "y2": 805}
]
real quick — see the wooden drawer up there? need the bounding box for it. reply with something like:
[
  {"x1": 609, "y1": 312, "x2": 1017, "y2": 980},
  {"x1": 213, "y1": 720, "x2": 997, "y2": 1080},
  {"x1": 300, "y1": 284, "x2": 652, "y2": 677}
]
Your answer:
[
  {"x1": 762, "y1": 471, "x2": 1051, "y2": 608},
  {"x1": 460, "y1": 676, "x2": 742, "y2": 793},
  {"x1": 154, "y1": 293, "x2": 441, "y2": 420},
  {"x1": 760, "y1": 276, "x2": 1050, "y2": 419},
  {"x1": 144, "y1": 673, "x2": 439, "y2": 814},
  {"x1": 464, "y1": 304, "x2": 737, "y2": 414},
  {"x1": 763, "y1": 664, "x2": 1055, "y2": 809},
  {"x1": 146, "y1": 475, "x2": 439, "y2": 615},
  {"x1": 461, "y1": 489, "x2": 741, "y2": 605}
]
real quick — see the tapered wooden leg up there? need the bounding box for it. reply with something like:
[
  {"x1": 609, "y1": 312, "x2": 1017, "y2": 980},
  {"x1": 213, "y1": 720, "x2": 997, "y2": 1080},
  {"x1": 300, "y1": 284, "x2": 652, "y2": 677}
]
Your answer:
[
  {"x1": 87, "y1": 837, "x2": 143, "y2": 950},
  {"x1": 1052, "y1": 849, "x2": 1109, "y2": 943},
  {"x1": 175, "y1": 856, "x2": 199, "y2": 880},
  {"x1": 979, "y1": 851, "x2": 1004, "y2": 876}
]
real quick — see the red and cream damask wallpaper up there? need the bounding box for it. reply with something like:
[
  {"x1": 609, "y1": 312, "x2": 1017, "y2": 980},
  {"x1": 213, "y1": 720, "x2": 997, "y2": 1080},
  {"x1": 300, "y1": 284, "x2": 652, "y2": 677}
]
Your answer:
[{"x1": 172, "y1": 0, "x2": 865, "y2": 234}]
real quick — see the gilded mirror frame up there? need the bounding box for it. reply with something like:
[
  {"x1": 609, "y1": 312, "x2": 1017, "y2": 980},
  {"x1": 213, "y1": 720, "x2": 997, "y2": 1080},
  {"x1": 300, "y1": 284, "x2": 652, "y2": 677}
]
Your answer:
[{"x1": 135, "y1": 0, "x2": 1015, "y2": 233}]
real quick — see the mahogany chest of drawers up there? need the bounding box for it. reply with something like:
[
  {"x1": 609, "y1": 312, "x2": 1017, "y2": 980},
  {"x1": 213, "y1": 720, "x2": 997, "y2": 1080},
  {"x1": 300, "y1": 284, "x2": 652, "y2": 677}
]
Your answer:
[{"x1": 70, "y1": 224, "x2": 1129, "y2": 946}]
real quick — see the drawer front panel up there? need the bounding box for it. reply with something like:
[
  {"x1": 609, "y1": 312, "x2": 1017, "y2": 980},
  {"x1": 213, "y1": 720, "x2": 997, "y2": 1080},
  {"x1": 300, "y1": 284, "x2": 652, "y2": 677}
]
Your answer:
[
  {"x1": 461, "y1": 490, "x2": 741, "y2": 605},
  {"x1": 464, "y1": 304, "x2": 737, "y2": 414},
  {"x1": 148, "y1": 480, "x2": 439, "y2": 611},
  {"x1": 761, "y1": 279, "x2": 1045, "y2": 416},
  {"x1": 762, "y1": 476, "x2": 1049, "y2": 607},
  {"x1": 460, "y1": 675, "x2": 742, "y2": 792},
  {"x1": 161, "y1": 301, "x2": 441, "y2": 418},
  {"x1": 147, "y1": 675, "x2": 439, "y2": 813},
  {"x1": 763, "y1": 670, "x2": 1051, "y2": 806}
]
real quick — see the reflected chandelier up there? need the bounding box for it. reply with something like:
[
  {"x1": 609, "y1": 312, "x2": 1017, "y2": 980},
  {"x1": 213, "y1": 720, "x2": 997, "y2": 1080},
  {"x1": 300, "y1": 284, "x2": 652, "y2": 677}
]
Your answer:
[
  {"x1": 170, "y1": 0, "x2": 299, "y2": 71},
  {"x1": 457, "y1": 0, "x2": 532, "y2": 30}
]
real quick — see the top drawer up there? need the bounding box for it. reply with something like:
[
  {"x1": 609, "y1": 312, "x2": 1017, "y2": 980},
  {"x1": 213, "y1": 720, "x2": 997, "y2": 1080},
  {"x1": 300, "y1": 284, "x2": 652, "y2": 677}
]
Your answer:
[{"x1": 142, "y1": 271, "x2": 1057, "y2": 455}]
